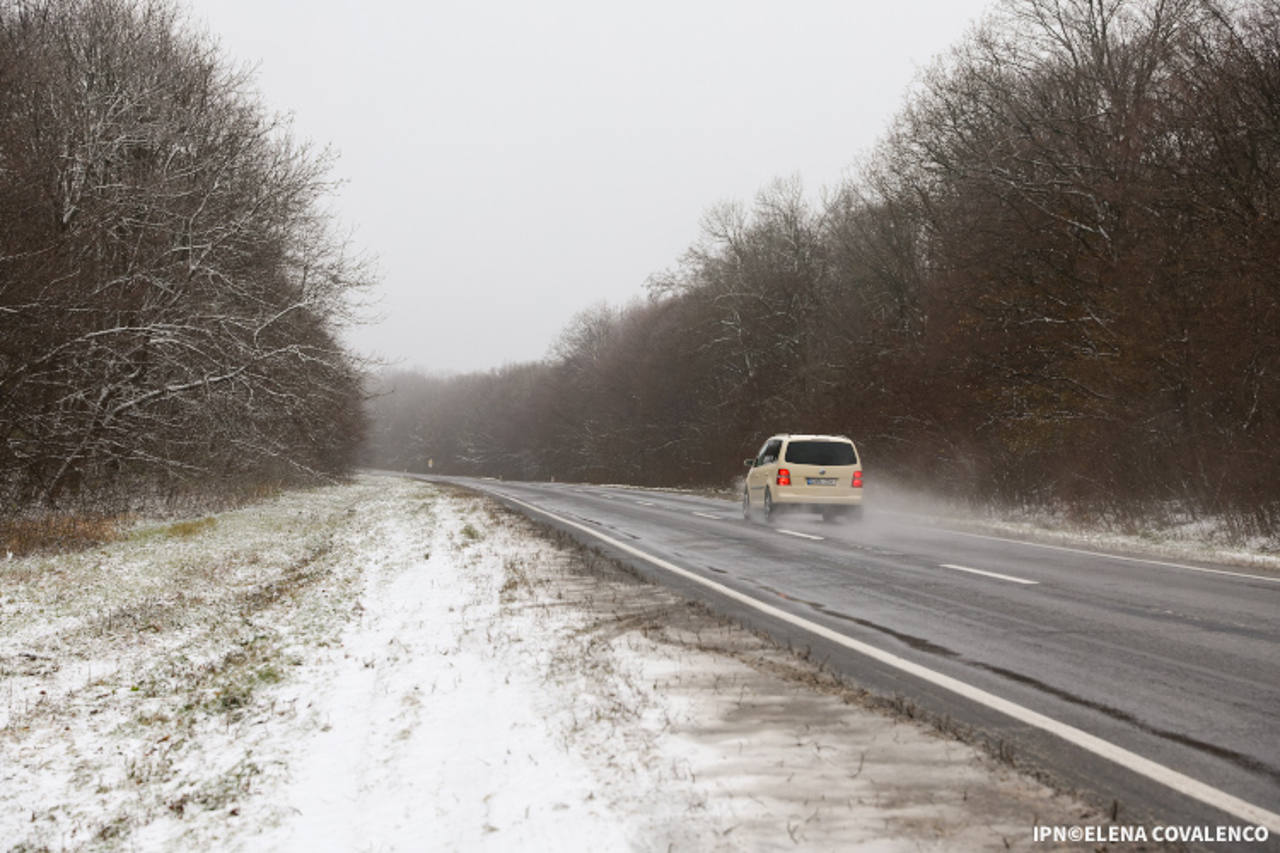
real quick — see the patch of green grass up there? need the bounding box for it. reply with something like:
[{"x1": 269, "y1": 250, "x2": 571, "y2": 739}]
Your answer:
[
  {"x1": 127, "y1": 515, "x2": 218, "y2": 543},
  {"x1": 460, "y1": 522, "x2": 482, "y2": 542},
  {"x1": 190, "y1": 635, "x2": 291, "y2": 718},
  {"x1": 254, "y1": 665, "x2": 283, "y2": 685},
  {"x1": 164, "y1": 517, "x2": 218, "y2": 538}
]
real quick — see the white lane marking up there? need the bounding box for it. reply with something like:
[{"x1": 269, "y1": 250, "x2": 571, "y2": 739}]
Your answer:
[
  {"x1": 692, "y1": 512, "x2": 723, "y2": 520},
  {"x1": 943, "y1": 529, "x2": 1280, "y2": 584},
  {"x1": 941, "y1": 563, "x2": 1039, "y2": 586},
  {"x1": 778, "y1": 529, "x2": 824, "y2": 541},
  {"x1": 487, "y1": 488, "x2": 1280, "y2": 833},
  {"x1": 636, "y1": 500, "x2": 657, "y2": 507},
  {"x1": 599, "y1": 494, "x2": 615, "y2": 500}
]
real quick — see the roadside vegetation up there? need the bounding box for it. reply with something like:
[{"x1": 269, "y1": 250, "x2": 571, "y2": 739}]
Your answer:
[
  {"x1": 0, "y1": 0, "x2": 372, "y2": 541},
  {"x1": 364, "y1": 0, "x2": 1280, "y2": 544}
]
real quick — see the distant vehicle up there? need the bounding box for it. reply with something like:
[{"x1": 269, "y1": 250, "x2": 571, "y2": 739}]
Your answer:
[{"x1": 742, "y1": 434, "x2": 863, "y2": 523}]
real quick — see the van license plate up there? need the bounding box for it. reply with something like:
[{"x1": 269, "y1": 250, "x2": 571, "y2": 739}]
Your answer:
[{"x1": 807, "y1": 478, "x2": 837, "y2": 486}]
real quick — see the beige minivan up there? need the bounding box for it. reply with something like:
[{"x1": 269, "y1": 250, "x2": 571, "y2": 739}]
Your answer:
[{"x1": 743, "y1": 434, "x2": 863, "y2": 522}]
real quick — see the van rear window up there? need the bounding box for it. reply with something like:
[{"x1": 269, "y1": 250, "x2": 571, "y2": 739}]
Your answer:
[{"x1": 784, "y1": 441, "x2": 857, "y2": 466}]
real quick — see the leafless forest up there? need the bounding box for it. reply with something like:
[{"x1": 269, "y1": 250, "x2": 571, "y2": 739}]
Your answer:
[
  {"x1": 366, "y1": 0, "x2": 1280, "y2": 535},
  {"x1": 0, "y1": 0, "x2": 371, "y2": 522}
]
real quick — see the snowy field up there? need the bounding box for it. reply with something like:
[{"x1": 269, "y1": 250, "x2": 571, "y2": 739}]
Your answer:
[{"x1": 3, "y1": 476, "x2": 1122, "y2": 851}]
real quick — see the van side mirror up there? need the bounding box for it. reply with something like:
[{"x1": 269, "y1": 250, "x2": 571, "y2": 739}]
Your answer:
[{"x1": 744, "y1": 459, "x2": 755, "y2": 468}]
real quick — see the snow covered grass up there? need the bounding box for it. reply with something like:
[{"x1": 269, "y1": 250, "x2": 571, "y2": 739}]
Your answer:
[
  {"x1": 957, "y1": 509, "x2": 1280, "y2": 571},
  {"x1": 3, "y1": 476, "x2": 1119, "y2": 851},
  {"x1": 2, "y1": 479, "x2": 371, "y2": 850}
]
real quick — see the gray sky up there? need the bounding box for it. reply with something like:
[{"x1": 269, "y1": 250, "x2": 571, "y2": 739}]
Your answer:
[{"x1": 189, "y1": 0, "x2": 993, "y2": 374}]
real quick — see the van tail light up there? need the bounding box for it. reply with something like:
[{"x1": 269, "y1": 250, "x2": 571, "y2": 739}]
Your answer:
[
  {"x1": 777, "y1": 468, "x2": 791, "y2": 486},
  {"x1": 853, "y1": 471, "x2": 863, "y2": 488}
]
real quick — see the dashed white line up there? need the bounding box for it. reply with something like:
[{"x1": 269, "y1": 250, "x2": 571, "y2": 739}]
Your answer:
[
  {"x1": 777, "y1": 529, "x2": 824, "y2": 541},
  {"x1": 692, "y1": 512, "x2": 723, "y2": 520},
  {"x1": 940, "y1": 563, "x2": 1039, "y2": 585},
  {"x1": 635, "y1": 500, "x2": 657, "y2": 507}
]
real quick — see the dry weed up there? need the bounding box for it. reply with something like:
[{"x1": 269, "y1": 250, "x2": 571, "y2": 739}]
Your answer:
[{"x1": 0, "y1": 513, "x2": 126, "y2": 558}]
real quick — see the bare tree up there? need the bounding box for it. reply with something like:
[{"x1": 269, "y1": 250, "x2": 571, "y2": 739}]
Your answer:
[{"x1": 0, "y1": 0, "x2": 373, "y2": 511}]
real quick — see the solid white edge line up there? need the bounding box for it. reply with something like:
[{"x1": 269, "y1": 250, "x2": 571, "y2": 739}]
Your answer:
[
  {"x1": 489, "y1": 488, "x2": 1280, "y2": 833},
  {"x1": 941, "y1": 563, "x2": 1039, "y2": 586},
  {"x1": 942, "y1": 528, "x2": 1280, "y2": 584},
  {"x1": 777, "y1": 529, "x2": 824, "y2": 541}
]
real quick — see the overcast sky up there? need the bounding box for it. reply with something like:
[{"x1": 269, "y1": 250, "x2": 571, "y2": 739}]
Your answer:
[{"x1": 189, "y1": 0, "x2": 994, "y2": 374}]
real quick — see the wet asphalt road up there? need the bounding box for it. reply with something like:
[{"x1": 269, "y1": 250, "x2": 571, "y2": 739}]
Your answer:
[{"x1": 411, "y1": 475, "x2": 1280, "y2": 846}]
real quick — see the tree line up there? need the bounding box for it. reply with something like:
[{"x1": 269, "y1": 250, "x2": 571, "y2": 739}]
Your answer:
[
  {"x1": 366, "y1": 0, "x2": 1280, "y2": 532},
  {"x1": 1, "y1": 0, "x2": 371, "y2": 513}
]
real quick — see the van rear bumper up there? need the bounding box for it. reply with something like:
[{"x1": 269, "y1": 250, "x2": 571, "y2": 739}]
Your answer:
[{"x1": 772, "y1": 489, "x2": 862, "y2": 510}]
